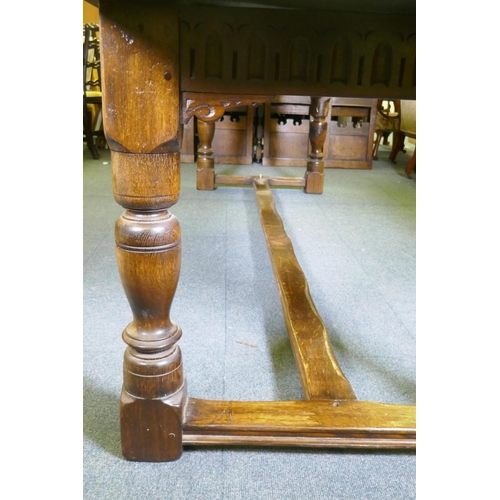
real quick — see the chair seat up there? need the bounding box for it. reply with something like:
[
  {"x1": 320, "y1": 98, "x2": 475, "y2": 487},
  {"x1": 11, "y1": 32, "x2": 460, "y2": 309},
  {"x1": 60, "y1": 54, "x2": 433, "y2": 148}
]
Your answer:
[{"x1": 374, "y1": 111, "x2": 399, "y2": 132}]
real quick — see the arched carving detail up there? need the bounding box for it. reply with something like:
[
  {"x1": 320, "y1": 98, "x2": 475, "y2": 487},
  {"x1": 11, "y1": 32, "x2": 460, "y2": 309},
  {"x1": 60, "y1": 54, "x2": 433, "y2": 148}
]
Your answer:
[
  {"x1": 205, "y1": 32, "x2": 223, "y2": 78},
  {"x1": 248, "y1": 37, "x2": 267, "y2": 80},
  {"x1": 289, "y1": 37, "x2": 309, "y2": 81},
  {"x1": 370, "y1": 42, "x2": 392, "y2": 86},
  {"x1": 330, "y1": 37, "x2": 352, "y2": 84},
  {"x1": 178, "y1": 7, "x2": 415, "y2": 99}
]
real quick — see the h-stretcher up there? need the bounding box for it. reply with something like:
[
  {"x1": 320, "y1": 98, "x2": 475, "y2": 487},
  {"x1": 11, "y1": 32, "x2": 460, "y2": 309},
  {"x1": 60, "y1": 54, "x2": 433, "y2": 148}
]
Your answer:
[{"x1": 97, "y1": 0, "x2": 416, "y2": 461}]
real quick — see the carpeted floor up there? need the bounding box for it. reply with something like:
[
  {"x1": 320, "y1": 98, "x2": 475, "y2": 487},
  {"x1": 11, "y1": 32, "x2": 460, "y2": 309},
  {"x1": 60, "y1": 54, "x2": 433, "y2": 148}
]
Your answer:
[{"x1": 83, "y1": 142, "x2": 416, "y2": 499}]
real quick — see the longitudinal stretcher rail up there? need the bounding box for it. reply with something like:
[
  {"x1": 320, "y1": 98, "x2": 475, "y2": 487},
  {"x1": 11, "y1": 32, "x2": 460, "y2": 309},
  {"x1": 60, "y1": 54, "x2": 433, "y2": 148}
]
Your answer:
[{"x1": 181, "y1": 178, "x2": 416, "y2": 450}]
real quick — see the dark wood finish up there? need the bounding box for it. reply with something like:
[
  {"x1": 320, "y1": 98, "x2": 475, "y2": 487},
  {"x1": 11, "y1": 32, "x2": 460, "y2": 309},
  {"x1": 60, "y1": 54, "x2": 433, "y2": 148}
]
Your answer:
[
  {"x1": 325, "y1": 98, "x2": 376, "y2": 169},
  {"x1": 182, "y1": 93, "x2": 272, "y2": 124},
  {"x1": 263, "y1": 96, "x2": 312, "y2": 168},
  {"x1": 98, "y1": 0, "x2": 416, "y2": 462},
  {"x1": 183, "y1": 93, "x2": 272, "y2": 188},
  {"x1": 254, "y1": 105, "x2": 264, "y2": 162},
  {"x1": 254, "y1": 178, "x2": 356, "y2": 399},
  {"x1": 372, "y1": 99, "x2": 400, "y2": 160},
  {"x1": 405, "y1": 148, "x2": 416, "y2": 178},
  {"x1": 405, "y1": 148, "x2": 417, "y2": 179},
  {"x1": 215, "y1": 174, "x2": 305, "y2": 188},
  {"x1": 305, "y1": 97, "x2": 330, "y2": 194},
  {"x1": 180, "y1": 119, "x2": 195, "y2": 163},
  {"x1": 389, "y1": 100, "x2": 416, "y2": 178},
  {"x1": 263, "y1": 97, "x2": 377, "y2": 170},
  {"x1": 183, "y1": 398, "x2": 416, "y2": 449},
  {"x1": 196, "y1": 119, "x2": 216, "y2": 190},
  {"x1": 391, "y1": 132, "x2": 416, "y2": 178},
  {"x1": 390, "y1": 132, "x2": 405, "y2": 164},
  {"x1": 179, "y1": 5, "x2": 416, "y2": 99},
  {"x1": 212, "y1": 106, "x2": 254, "y2": 165},
  {"x1": 121, "y1": 394, "x2": 183, "y2": 462},
  {"x1": 100, "y1": 1, "x2": 186, "y2": 462}
]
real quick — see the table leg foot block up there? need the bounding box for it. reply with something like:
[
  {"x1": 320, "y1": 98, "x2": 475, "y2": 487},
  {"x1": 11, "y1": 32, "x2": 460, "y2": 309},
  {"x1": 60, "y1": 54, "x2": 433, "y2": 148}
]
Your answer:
[{"x1": 121, "y1": 392, "x2": 183, "y2": 462}]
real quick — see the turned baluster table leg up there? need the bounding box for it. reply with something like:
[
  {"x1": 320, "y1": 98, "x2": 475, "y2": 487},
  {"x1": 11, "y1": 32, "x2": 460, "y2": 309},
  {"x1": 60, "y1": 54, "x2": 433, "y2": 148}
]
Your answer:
[
  {"x1": 305, "y1": 97, "x2": 330, "y2": 194},
  {"x1": 196, "y1": 119, "x2": 216, "y2": 190},
  {"x1": 100, "y1": 1, "x2": 185, "y2": 462}
]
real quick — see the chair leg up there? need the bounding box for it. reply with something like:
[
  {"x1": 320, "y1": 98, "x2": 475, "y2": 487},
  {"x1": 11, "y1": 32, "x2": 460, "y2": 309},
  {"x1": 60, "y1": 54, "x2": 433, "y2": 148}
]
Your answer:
[
  {"x1": 372, "y1": 130, "x2": 383, "y2": 160},
  {"x1": 405, "y1": 149, "x2": 416, "y2": 179},
  {"x1": 84, "y1": 102, "x2": 100, "y2": 159},
  {"x1": 389, "y1": 132, "x2": 405, "y2": 164},
  {"x1": 382, "y1": 131, "x2": 391, "y2": 146}
]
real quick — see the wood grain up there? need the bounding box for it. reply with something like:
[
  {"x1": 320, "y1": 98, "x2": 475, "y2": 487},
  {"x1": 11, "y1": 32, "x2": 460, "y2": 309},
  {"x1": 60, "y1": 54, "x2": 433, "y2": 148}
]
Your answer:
[
  {"x1": 196, "y1": 119, "x2": 216, "y2": 190},
  {"x1": 305, "y1": 96, "x2": 330, "y2": 193},
  {"x1": 253, "y1": 178, "x2": 356, "y2": 400},
  {"x1": 183, "y1": 398, "x2": 416, "y2": 449},
  {"x1": 100, "y1": 0, "x2": 186, "y2": 462},
  {"x1": 100, "y1": 1, "x2": 181, "y2": 154},
  {"x1": 179, "y1": 5, "x2": 415, "y2": 99},
  {"x1": 97, "y1": 0, "x2": 416, "y2": 462},
  {"x1": 263, "y1": 97, "x2": 376, "y2": 170},
  {"x1": 212, "y1": 106, "x2": 254, "y2": 165},
  {"x1": 215, "y1": 175, "x2": 305, "y2": 187},
  {"x1": 122, "y1": 395, "x2": 183, "y2": 462},
  {"x1": 180, "y1": 119, "x2": 195, "y2": 163},
  {"x1": 182, "y1": 93, "x2": 272, "y2": 123}
]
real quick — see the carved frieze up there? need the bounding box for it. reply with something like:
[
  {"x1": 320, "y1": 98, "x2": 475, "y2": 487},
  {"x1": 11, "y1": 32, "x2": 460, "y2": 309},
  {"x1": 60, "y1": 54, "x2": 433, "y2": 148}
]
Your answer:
[
  {"x1": 182, "y1": 93, "x2": 273, "y2": 124},
  {"x1": 179, "y1": 6, "x2": 415, "y2": 100}
]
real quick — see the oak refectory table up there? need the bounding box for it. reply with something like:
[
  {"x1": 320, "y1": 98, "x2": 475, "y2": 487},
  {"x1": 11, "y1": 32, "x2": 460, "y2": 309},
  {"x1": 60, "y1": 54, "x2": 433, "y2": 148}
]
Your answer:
[{"x1": 89, "y1": 0, "x2": 416, "y2": 461}]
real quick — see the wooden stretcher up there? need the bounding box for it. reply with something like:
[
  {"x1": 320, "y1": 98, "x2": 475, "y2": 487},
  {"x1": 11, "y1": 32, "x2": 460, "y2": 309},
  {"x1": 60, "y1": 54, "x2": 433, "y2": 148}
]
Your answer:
[
  {"x1": 95, "y1": 0, "x2": 416, "y2": 461},
  {"x1": 181, "y1": 178, "x2": 415, "y2": 450}
]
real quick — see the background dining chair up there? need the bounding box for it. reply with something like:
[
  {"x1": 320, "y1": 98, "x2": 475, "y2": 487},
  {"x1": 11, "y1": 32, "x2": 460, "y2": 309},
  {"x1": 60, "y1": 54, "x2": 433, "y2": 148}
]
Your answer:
[
  {"x1": 372, "y1": 99, "x2": 400, "y2": 160},
  {"x1": 389, "y1": 100, "x2": 416, "y2": 178},
  {"x1": 83, "y1": 23, "x2": 105, "y2": 159}
]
